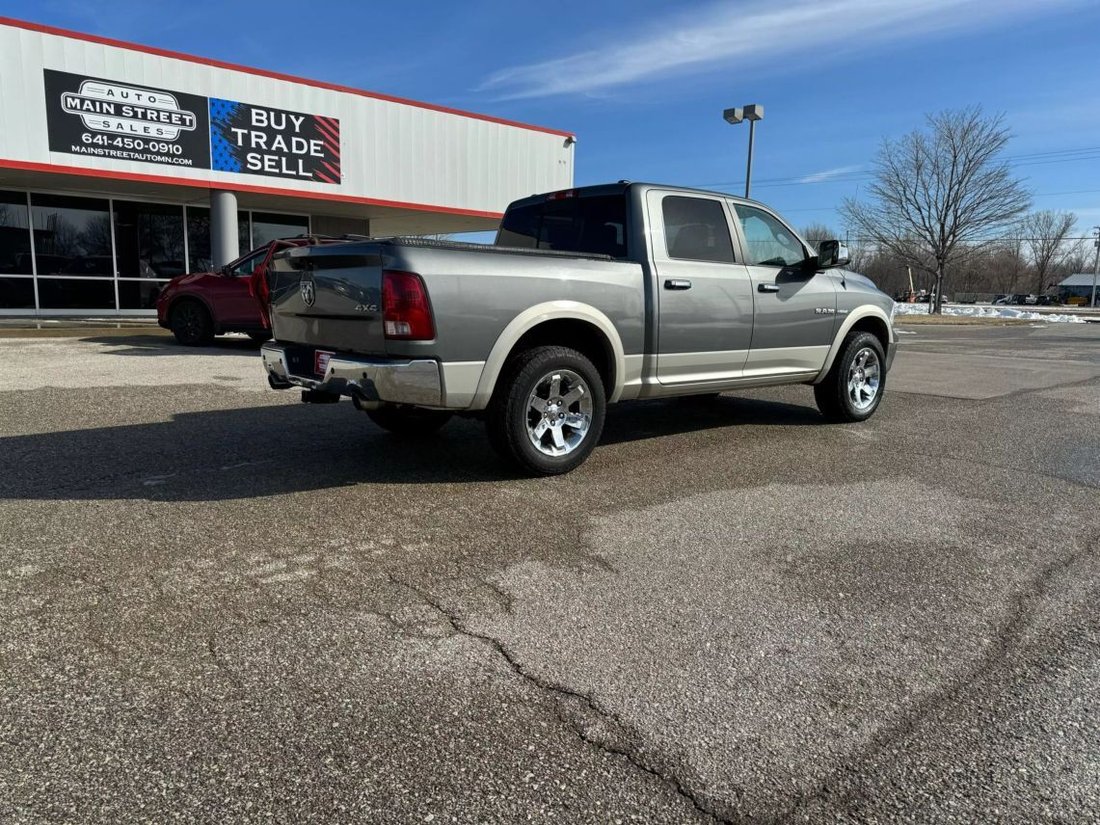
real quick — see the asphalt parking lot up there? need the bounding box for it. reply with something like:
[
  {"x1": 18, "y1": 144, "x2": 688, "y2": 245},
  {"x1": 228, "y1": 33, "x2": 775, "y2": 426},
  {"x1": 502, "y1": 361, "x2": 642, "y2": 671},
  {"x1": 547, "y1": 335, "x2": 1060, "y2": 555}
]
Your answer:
[{"x1": 1, "y1": 323, "x2": 1098, "y2": 823}]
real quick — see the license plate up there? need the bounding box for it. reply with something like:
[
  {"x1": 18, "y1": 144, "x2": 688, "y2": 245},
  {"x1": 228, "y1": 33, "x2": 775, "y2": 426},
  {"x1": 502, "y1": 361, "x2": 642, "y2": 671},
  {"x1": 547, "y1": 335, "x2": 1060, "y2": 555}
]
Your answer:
[{"x1": 314, "y1": 350, "x2": 334, "y2": 376}]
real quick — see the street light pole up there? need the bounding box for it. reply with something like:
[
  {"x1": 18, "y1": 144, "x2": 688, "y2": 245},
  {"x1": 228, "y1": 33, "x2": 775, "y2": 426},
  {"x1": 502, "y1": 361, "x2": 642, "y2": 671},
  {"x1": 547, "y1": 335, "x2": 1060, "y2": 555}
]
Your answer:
[
  {"x1": 722, "y1": 103, "x2": 763, "y2": 199},
  {"x1": 745, "y1": 118, "x2": 756, "y2": 199}
]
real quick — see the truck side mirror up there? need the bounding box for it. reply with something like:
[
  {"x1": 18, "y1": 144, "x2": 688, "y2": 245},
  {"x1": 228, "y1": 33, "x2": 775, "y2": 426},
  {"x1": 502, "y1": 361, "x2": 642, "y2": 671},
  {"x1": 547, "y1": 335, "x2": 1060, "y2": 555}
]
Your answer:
[{"x1": 817, "y1": 240, "x2": 850, "y2": 269}]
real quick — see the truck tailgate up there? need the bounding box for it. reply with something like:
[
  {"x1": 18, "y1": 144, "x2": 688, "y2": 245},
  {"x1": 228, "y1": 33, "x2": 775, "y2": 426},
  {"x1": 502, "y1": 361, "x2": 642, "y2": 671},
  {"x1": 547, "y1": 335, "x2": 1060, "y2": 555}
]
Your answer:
[{"x1": 267, "y1": 243, "x2": 387, "y2": 355}]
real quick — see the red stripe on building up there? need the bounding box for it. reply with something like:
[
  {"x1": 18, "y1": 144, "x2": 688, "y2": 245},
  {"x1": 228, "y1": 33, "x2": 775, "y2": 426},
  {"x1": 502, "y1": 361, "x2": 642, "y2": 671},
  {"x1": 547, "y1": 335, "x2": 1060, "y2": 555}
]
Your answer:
[{"x1": 0, "y1": 158, "x2": 504, "y2": 219}]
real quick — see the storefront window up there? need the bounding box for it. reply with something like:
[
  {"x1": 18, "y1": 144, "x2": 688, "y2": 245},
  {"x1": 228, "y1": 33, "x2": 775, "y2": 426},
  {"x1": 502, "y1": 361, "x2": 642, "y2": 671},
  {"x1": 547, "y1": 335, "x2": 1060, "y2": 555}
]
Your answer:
[
  {"x1": 252, "y1": 211, "x2": 309, "y2": 248},
  {"x1": 0, "y1": 190, "x2": 34, "y2": 308},
  {"x1": 0, "y1": 190, "x2": 32, "y2": 274},
  {"x1": 113, "y1": 201, "x2": 185, "y2": 279},
  {"x1": 118, "y1": 279, "x2": 169, "y2": 309},
  {"x1": 4, "y1": 193, "x2": 315, "y2": 311},
  {"x1": 30, "y1": 194, "x2": 113, "y2": 276},
  {"x1": 37, "y1": 278, "x2": 116, "y2": 310},
  {"x1": 240, "y1": 213, "x2": 252, "y2": 252},
  {"x1": 186, "y1": 206, "x2": 253, "y2": 271},
  {"x1": 185, "y1": 207, "x2": 210, "y2": 272},
  {"x1": 30, "y1": 194, "x2": 115, "y2": 310},
  {"x1": 0, "y1": 277, "x2": 35, "y2": 308}
]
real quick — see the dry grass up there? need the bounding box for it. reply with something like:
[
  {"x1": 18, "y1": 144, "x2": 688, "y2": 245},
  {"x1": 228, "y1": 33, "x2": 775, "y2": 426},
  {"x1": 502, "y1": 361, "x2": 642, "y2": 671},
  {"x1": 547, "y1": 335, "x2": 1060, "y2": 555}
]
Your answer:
[{"x1": 893, "y1": 314, "x2": 1034, "y2": 326}]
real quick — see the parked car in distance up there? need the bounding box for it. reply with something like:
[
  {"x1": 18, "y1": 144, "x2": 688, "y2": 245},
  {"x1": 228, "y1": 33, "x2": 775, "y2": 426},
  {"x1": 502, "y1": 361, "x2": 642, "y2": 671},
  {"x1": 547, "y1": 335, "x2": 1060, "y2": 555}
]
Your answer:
[
  {"x1": 895, "y1": 289, "x2": 949, "y2": 304},
  {"x1": 260, "y1": 182, "x2": 898, "y2": 475},
  {"x1": 157, "y1": 235, "x2": 350, "y2": 346}
]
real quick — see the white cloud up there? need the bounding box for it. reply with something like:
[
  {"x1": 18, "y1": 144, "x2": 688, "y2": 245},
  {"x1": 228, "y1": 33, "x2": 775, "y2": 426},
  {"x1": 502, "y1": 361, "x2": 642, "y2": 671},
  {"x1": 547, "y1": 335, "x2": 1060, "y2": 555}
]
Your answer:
[
  {"x1": 797, "y1": 165, "x2": 863, "y2": 184},
  {"x1": 478, "y1": 0, "x2": 1082, "y2": 100}
]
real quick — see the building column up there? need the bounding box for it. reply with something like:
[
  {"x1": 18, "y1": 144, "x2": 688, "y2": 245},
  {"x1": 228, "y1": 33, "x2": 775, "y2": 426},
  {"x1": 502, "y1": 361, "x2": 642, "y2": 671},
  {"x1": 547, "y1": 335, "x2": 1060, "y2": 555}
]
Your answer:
[{"x1": 210, "y1": 189, "x2": 239, "y2": 267}]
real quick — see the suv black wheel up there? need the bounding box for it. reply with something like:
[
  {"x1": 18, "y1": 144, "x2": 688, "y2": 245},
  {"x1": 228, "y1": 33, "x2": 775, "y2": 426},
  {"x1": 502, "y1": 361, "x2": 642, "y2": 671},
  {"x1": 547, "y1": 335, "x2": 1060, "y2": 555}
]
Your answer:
[
  {"x1": 366, "y1": 405, "x2": 453, "y2": 437},
  {"x1": 170, "y1": 300, "x2": 215, "y2": 346},
  {"x1": 486, "y1": 345, "x2": 606, "y2": 476},
  {"x1": 814, "y1": 330, "x2": 886, "y2": 422}
]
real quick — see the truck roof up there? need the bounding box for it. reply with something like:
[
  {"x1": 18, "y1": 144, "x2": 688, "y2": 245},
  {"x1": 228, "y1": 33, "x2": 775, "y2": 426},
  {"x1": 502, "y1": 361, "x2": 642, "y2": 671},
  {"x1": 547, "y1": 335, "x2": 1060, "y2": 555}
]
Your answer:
[{"x1": 507, "y1": 181, "x2": 767, "y2": 210}]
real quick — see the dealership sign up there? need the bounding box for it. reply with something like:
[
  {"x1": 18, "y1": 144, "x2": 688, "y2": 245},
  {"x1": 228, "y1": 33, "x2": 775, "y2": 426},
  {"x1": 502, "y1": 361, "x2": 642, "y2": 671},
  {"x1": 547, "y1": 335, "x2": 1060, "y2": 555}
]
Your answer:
[
  {"x1": 210, "y1": 98, "x2": 342, "y2": 184},
  {"x1": 60, "y1": 80, "x2": 197, "y2": 138},
  {"x1": 45, "y1": 70, "x2": 211, "y2": 169},
  {"x1": 44, "y1": 70, "x2": 341, "y2": 185}
]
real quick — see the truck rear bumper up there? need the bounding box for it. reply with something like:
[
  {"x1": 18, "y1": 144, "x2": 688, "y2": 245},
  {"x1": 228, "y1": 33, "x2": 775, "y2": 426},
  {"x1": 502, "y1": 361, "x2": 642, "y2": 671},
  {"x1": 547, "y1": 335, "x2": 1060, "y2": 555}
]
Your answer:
[{"x1": 261, "y1": 343, "x2": 442, "y2": 407}]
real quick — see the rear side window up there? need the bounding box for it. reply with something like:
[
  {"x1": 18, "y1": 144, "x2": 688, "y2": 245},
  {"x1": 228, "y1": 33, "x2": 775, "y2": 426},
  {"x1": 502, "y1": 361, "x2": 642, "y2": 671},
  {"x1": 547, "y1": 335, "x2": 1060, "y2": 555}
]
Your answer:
[
  {"x1": 497, "y1": 195, "x2": 628, "y2": 258},
  {"x1": 661, "y1": 197, "x2": 735, "y2": 263}
]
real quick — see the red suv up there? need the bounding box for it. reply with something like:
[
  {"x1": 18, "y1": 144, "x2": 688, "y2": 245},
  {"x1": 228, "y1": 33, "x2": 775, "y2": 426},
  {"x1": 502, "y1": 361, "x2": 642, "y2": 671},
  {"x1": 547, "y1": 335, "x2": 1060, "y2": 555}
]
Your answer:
[{"x1": 157, "y1": 236, "x2": 344, "y2": 346}]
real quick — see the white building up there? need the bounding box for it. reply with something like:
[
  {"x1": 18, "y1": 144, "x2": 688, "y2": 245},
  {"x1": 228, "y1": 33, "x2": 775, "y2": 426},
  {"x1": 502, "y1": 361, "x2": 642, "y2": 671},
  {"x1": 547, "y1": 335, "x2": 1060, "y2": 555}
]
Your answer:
[{"x1": 0, "y1": 17, "x2": 574, "y2": 315}]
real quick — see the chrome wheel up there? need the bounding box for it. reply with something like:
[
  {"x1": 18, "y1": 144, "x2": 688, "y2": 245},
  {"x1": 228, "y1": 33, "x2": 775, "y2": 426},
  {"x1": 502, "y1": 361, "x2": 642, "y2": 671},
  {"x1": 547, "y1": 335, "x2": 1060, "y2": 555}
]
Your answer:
[
  {"x1": 526, "y1": 369, "x2": 593, "y2": 457},
  {"x1": 847, "y1": 347, "x2": 881, "y2": 411}
]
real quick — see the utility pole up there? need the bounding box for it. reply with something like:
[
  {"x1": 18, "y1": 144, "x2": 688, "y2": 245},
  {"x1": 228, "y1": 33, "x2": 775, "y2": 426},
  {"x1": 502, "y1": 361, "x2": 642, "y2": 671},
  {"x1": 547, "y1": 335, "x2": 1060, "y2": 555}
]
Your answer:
[{"x1": 1091, "y1": 226, "x2": 1099, "y2": 309}]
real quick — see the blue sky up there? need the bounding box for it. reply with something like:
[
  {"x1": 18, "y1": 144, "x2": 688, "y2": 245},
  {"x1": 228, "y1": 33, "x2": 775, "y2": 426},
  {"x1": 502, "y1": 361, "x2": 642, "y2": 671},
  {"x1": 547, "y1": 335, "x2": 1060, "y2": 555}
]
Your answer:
[{"x1": 8, "y1": 0, "x2": 1100, "y2": 240}]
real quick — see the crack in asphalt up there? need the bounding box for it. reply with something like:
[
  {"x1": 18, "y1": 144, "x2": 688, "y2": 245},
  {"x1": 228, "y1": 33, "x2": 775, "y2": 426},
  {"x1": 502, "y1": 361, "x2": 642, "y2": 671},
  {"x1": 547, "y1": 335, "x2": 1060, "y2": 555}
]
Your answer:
[
  {"x1": 778, "y1": 529, "x2": 1100, "y2": 822},
  {"x1": 471, "y1": 576, "x2": 516, "y2": 614},
  {"x1": 385, "y1": 573, "x2": 734, "y2": 824}
]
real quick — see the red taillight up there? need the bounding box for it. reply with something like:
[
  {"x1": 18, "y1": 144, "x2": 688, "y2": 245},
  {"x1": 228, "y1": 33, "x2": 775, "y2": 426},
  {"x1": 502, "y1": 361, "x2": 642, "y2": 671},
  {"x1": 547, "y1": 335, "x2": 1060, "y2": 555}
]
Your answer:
[{"x1": 382, "y1": 270, "x2": 434, "y2": 340}]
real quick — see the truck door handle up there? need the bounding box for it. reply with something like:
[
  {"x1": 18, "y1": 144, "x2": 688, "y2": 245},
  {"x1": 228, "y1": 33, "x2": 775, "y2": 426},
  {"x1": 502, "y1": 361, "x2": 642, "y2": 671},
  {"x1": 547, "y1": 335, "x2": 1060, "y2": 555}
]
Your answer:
[
  {"x1": 664, "y1": 279, "x2": 692, "y2": 290},
  {"x1": 757, "y1": 283, "x2": 781, "y2": 293}
]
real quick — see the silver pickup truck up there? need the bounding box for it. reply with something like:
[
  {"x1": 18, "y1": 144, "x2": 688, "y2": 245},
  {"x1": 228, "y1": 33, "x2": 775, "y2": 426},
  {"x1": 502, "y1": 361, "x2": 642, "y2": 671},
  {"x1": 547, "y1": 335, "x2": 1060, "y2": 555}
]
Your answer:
[{"x1": 261, "y1": 182, "x2": 896, "y2": 474}]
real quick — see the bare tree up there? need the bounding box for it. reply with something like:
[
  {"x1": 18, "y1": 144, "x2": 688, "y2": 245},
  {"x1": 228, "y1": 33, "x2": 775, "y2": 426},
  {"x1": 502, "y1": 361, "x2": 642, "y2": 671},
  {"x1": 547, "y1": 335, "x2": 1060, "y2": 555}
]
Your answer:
[
  {"x1": 799, "y1": 223, "x2": 837, "y2": 245},
  {"x1": 845, "y1": 238, "x2": 870, "y2": 274},
  {"x1": 991, "y1": 230, "x2": 1028, "y2": 295},
  {"x1": 1021, "y1": 210, "x2": 1077, "y2": 294},
  {"x1": 799, "y1": 222, "x2": 872, "y2": 271},
  {"x1": 1061, "y1": 246, "x2": 1090, "y2": 277},
  {"x1": 842, "y1": 107, "x2": 1030, "y2": 313}
]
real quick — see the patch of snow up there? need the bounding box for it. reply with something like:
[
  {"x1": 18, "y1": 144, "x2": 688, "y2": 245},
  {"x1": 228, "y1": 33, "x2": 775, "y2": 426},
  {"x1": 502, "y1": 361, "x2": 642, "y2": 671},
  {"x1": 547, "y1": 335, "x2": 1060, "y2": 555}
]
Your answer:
[{"x1": 891, "y1": 303, "x2": 1086, "y2": 324}]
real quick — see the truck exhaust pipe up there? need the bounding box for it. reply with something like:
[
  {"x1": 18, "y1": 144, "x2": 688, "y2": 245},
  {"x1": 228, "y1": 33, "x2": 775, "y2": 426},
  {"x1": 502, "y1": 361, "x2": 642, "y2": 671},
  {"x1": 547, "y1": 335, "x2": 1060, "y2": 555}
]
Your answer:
[{"x1": 351, "y1": 394, "x2": 381, "y2": 412}]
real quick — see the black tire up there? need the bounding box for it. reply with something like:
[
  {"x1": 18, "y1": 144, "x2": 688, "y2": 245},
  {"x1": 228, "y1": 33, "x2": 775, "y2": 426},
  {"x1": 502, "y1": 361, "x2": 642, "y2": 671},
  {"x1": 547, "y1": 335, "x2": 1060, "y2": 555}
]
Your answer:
[
  {"x1": 247, "y1": 331, "x2": 272, "y2": 343},
  {"x1": 366, "y1": 405, "x2": 452, "y2": 437},
  {"x1": 486, "y1": 345, "x2": 606, "y2": 476},
  {"x1": 170, "y1": 299, "x2": 215, "y2": 346},
  {"x1": 814, "y1": 331, "x2": 886, "y2": 422}
]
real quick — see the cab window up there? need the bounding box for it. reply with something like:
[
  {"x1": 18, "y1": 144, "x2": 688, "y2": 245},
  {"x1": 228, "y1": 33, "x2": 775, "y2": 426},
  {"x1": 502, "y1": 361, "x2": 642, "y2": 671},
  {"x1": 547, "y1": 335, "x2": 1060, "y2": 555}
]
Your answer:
[
  {"x1": 661, "y1": 197, "x2": 735, "y2": 263},
  {"x1": 733, "y1": 204, "x2": 806, "y2": 267}
]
